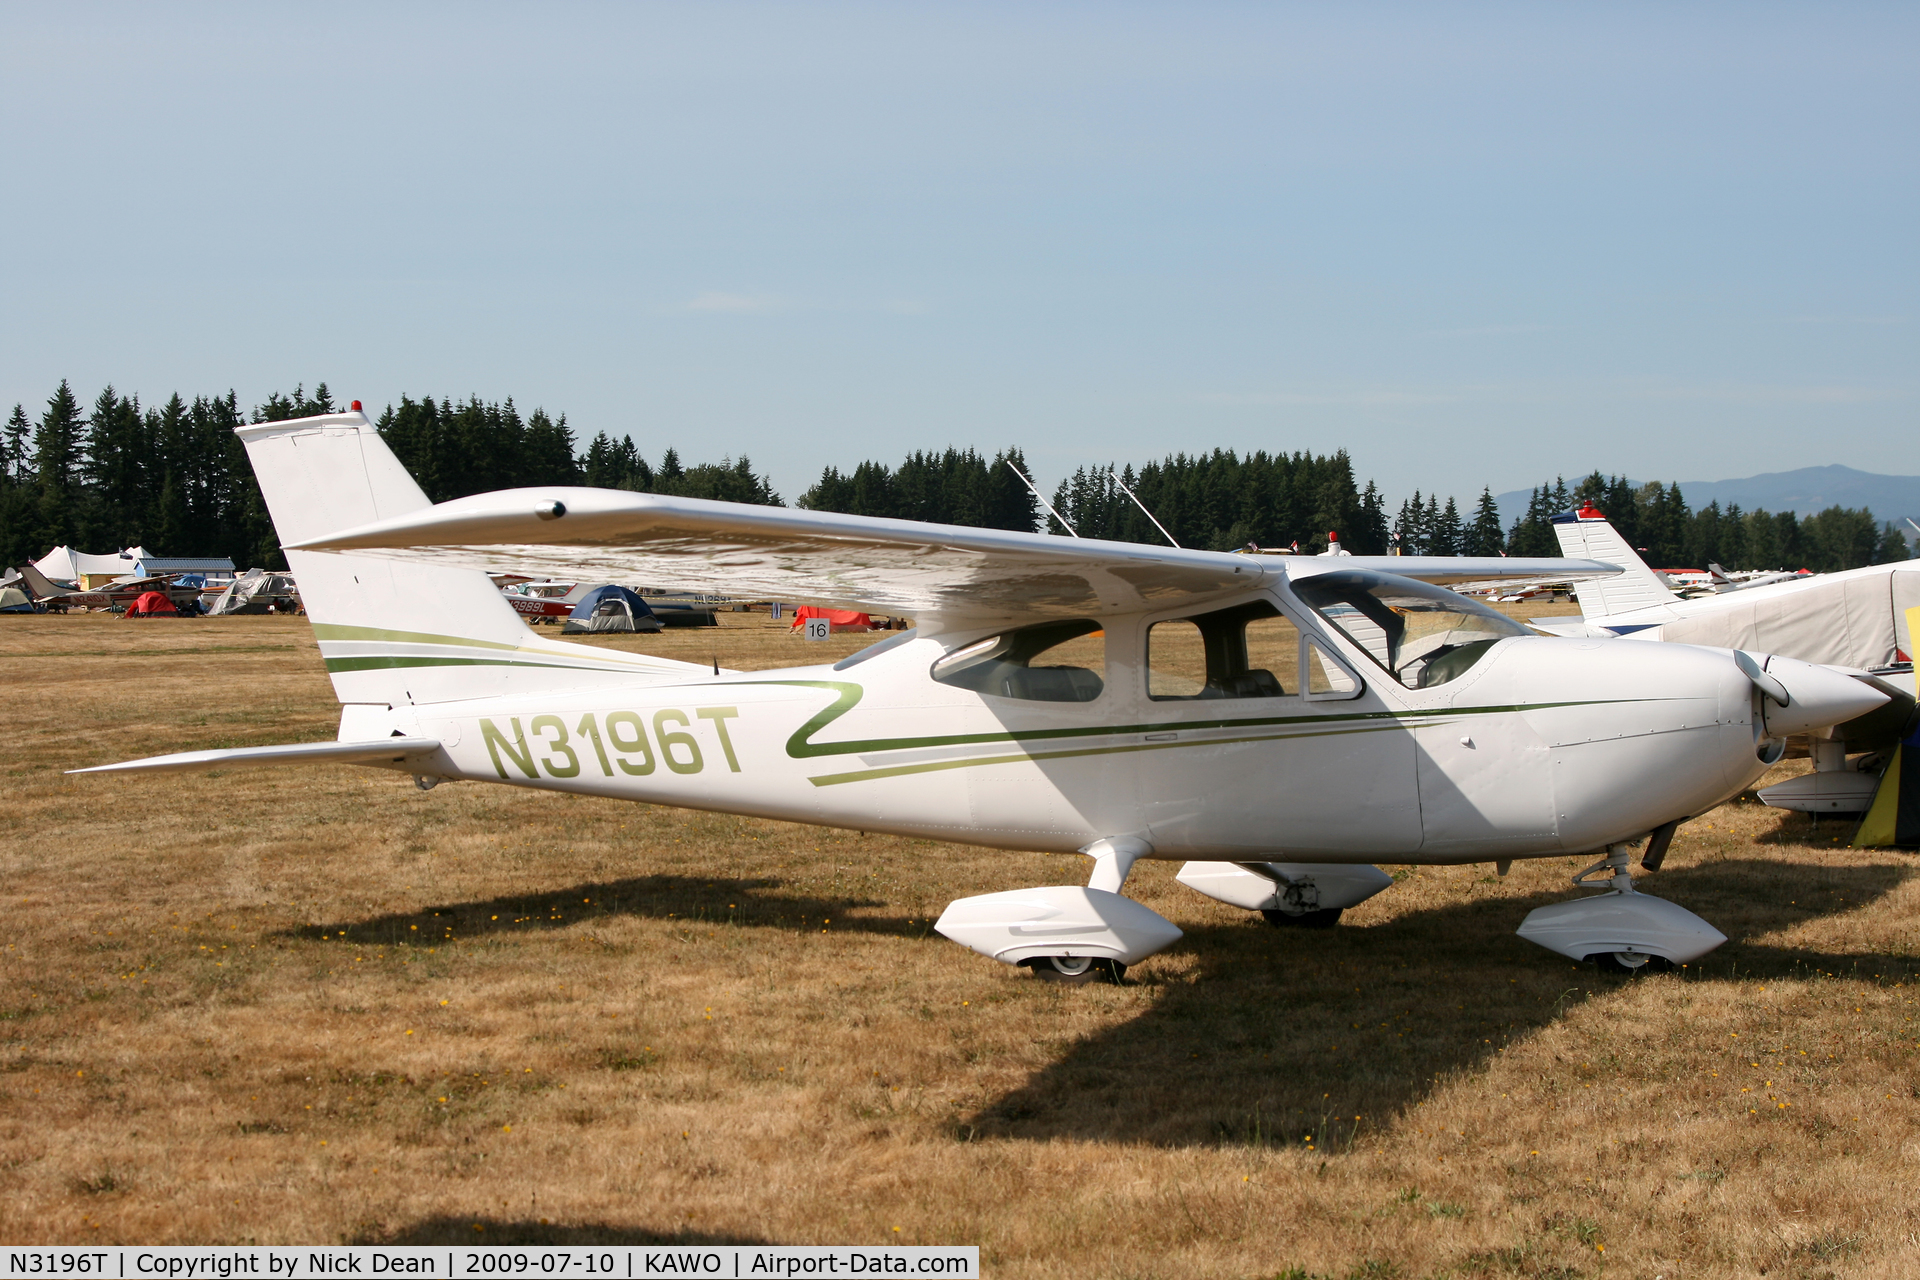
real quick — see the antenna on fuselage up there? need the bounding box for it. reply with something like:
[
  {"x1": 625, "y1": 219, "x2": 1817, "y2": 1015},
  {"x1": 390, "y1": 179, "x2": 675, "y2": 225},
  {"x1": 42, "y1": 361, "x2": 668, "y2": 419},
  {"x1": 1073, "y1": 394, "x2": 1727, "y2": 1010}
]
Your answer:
[
  {"x1": 1007, "y1": 461, "x2": 1079, "y2": 537},
  {"x1": 1108, "y1": 467, "x2": 1179, "y2": 549}
]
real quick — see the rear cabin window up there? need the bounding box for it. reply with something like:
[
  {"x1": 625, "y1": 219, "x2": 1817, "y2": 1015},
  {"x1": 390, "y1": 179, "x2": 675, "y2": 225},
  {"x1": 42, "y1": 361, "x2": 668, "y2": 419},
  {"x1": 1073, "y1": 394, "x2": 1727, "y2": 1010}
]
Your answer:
[
  {"x1": 1147, "y1": 600, "x2": 1301, "y2": 700},
  {"x1": 930, "y1": 620, "x2": 1105, "y2": 702}
]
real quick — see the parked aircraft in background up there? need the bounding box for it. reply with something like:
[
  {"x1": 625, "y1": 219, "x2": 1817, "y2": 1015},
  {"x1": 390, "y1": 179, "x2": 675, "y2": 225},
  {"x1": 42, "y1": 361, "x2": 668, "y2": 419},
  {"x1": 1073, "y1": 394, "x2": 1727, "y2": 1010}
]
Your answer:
[
  {"x1": 71, "y1": 410, "x2": 1890, "y2": 981},
  {"x1": 204, "y1": 569, "x2": 302, "y2": 616},
  {"x1": 1706, "y1": 564, "x2": 1811, "y2": 594},
  {"x1": 13, "y1": 562, "x2": 207, "y2": 613},
  {"x1": 1547, "y1": 504, "x2": 1919, "y2": 815},
  {"x1": 502, "y1": 579, "x2": 724, "y2": 627}
]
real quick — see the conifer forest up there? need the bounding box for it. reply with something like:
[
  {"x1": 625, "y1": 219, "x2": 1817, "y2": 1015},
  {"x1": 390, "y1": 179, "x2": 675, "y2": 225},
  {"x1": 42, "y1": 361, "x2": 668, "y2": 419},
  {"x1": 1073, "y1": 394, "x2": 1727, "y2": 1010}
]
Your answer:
[{"x1": 1, "y1": 378, "x2": 1908, "y2": 574}]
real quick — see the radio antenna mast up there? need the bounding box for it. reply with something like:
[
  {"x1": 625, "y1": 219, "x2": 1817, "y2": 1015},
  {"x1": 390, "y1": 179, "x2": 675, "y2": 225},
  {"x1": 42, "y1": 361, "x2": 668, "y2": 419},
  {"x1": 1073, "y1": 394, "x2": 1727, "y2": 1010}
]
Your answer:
[
  {"x1": 1109, "y1": 467, "x2": 1179, "y2": 549},
  {"x1": 1007, "y1": 461, "x2": 1079, "y2": 537}
]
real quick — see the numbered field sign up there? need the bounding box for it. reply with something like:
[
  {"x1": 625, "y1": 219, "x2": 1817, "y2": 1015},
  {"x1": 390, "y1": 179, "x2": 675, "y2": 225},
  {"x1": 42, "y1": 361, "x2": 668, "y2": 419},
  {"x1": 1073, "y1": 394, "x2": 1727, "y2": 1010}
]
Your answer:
[{"x1": 803, "y1": 617, "x2": 832, "y2": 641}]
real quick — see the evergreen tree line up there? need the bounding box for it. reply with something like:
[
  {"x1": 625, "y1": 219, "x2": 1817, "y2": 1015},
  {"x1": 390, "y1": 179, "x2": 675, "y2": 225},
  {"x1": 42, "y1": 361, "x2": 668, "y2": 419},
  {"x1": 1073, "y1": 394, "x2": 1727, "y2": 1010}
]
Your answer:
[
  {"x1": 1504, "y1": 473, "x2": 1910, "y2": 573},
  {"x1": 795, "y1": 447, "x2": 1039, "y2": 530},
  {"x1": 1, "y1": 380, "x2": 279, "y2": 570},
  {"x1": 1389, "y1": 489, "x2": 1508, "y2": 556},
  {"x1": 576, "y1": 431, "x2": 782, "y2": 506},
  {"x1": 4, "y1": 375, "x2": 1910, "y2": 575},
  {"x1": 0, "y1": 381, "x2": 785, "y2": 572},
  {"x1": 1034, "y1": 450, "x2": 1386, "y2": 553}
]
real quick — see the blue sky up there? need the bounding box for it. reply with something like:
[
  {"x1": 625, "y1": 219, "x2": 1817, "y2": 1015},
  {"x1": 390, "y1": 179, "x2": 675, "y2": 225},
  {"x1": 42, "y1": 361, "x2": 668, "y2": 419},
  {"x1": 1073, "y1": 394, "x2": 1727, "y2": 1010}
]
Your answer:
[{"x1": 2, "y1": 2, "x2": 1914, "y2": 507}]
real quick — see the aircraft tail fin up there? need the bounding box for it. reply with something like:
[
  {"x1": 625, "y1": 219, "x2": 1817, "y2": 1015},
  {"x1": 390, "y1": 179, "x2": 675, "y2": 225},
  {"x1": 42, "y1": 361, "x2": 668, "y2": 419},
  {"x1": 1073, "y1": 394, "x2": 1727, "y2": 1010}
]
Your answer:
[
  {"x1": 1549, "y1": 505, "x2": 1682, "y2": 622},
  {"x1": 238, "y1": 409, "x2": 707, "y2": 707},
  {"x1": 18, "y1": 562, "x2": 73, "y2": 599}
]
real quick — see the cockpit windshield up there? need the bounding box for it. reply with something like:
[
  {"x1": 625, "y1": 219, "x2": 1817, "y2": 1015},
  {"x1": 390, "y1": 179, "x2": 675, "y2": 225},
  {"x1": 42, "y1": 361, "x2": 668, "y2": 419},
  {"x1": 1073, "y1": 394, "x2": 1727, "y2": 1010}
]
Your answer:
[{"x1": 1289, "y1": 570, "x2": 1530, "y2": 689}]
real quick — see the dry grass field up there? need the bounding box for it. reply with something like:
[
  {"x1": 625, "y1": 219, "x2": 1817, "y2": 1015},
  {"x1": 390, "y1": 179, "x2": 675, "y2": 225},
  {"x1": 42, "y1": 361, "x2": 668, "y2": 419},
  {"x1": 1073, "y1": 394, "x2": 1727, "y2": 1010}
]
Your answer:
[{"x1": 3, "y1": 609, "x2": 1919, "y2": 1277}]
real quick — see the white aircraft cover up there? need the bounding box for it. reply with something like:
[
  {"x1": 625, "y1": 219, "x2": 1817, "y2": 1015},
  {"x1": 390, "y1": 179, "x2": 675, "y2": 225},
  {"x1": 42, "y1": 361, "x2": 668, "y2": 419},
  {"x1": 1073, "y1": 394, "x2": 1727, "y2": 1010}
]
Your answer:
[
  {"x1": 1658, "y1": 567, "x2": 1920, "y2": 670},
  {"x1": 289, "y1": 486, "x2": 1620, "y2": 624}
]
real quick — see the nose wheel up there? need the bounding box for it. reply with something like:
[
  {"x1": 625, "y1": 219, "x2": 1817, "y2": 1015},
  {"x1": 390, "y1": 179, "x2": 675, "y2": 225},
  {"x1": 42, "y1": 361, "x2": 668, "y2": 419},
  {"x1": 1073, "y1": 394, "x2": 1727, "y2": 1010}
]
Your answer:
[{"x1": 1020, "y1": 955, "x2": 1127, "y2": 985}]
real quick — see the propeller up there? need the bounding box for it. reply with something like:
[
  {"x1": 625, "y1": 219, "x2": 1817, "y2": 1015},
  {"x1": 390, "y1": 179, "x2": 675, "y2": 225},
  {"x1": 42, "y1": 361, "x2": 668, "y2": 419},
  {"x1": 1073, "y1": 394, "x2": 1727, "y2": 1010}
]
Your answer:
[
  {"x1": 1737, "y1": 651, "x2": 1888, "y2": 739},
  {"x1": 1733, "y1": 649, "x2": 1790, "y2": 707}
]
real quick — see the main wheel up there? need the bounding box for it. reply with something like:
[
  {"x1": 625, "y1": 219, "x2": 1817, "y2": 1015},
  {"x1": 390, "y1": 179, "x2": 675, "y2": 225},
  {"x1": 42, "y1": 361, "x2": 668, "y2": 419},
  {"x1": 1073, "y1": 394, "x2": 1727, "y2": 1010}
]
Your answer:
[
  {"x1": 1588, "y1": 951, "x2": 1673, "y2": 975},
  {"x1": 1261, "y1": 907, "x2": 1344, "y2": 929},
  {"x1": 1021, "y1": 956, "x2": 1126, "y2": 985}
]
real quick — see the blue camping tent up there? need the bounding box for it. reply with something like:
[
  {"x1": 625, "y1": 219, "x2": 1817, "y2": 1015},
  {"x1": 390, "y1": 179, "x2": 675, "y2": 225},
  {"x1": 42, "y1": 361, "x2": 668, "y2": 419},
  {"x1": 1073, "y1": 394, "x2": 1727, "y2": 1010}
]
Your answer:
[{"x1": 561, "y1": 585, "x2": 663, "y2": 634}]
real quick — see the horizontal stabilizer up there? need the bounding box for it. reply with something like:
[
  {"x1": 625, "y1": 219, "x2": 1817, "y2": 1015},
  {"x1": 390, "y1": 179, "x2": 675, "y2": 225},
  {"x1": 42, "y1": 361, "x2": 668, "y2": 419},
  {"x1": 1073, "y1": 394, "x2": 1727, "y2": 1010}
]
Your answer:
[{"x1": 69, "y1": 737, "x2": 443, "y2": 776}]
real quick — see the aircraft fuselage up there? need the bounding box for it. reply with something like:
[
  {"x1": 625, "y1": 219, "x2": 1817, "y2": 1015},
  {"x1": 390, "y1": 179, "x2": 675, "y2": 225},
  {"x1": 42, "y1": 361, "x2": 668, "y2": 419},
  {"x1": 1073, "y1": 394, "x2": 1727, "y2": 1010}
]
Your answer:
[{"x1": 361, "y1": 587, "x2": 1771, "y2": 867}]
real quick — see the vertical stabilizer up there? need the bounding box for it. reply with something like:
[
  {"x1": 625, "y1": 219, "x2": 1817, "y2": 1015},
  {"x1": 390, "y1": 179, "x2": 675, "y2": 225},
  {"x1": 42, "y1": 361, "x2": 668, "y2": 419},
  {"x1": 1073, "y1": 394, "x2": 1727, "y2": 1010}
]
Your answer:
[
  {"x1": 1550, "y1": 505, "x2": 1682, "y2": 622},
  {"x1": 238, "y1": 409, "x2": 703, "y2": 706}
]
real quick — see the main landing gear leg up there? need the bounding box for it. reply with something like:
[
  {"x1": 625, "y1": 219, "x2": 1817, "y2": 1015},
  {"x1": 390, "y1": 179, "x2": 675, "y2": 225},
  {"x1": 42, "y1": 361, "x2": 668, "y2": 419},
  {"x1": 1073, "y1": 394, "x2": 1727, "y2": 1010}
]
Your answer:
[
  {"x1": 1022, "y1": 838, "x2": 1148, "y2": 983},
  {"x1": 1571, "y1": 842, "x2": 1638, "y2": 896}
]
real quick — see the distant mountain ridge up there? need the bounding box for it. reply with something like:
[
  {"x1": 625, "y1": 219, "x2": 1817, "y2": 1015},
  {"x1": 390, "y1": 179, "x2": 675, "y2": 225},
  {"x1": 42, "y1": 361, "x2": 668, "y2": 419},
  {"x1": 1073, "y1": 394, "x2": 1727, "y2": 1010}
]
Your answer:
[{"x1": 1495, "y1": 465, "x2": 1920, "y2": 529}]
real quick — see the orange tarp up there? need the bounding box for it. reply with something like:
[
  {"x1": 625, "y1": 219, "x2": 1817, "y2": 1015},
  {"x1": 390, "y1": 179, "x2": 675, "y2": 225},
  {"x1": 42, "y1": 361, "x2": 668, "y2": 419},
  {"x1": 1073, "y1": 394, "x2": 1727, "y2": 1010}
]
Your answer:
[{"x1": 790, "y1": 606, "x2": 873, "y2": 633}]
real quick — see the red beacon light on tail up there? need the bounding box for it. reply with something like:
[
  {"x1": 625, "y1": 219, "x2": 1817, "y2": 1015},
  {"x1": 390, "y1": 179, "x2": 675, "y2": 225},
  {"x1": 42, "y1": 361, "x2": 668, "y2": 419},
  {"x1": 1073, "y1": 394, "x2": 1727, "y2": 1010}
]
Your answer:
[
  {"x1": 1576, "y1": 502, "x2": 1605, "y2": 520},
  {"x1": 350, "y1": 400, "x2": 363, "y2": 412}
]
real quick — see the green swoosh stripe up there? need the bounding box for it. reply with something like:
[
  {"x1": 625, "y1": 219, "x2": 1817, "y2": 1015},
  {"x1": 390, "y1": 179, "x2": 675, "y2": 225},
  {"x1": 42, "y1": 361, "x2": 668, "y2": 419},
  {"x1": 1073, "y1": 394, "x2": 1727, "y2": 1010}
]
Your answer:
[
  {"x1": 806, "y1": 721, "x2": 1403, "y2": 786},
  {"x1": 312, "y1": 623, "x2": 530, "y2": 652},
  {"x1": 324, "y1": 656, "x2": 623, "y2": 673},
  {"x1": 739, "y1": 678, "x2": 1620, "y2": 761}
]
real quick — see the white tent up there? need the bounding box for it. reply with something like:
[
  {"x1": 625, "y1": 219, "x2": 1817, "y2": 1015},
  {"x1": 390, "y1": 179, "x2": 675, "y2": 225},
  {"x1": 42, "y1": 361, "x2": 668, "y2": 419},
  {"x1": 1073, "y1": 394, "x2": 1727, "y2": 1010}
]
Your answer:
[{"x1": 33, "y1": 545, "x2": 149, "y2": 585}]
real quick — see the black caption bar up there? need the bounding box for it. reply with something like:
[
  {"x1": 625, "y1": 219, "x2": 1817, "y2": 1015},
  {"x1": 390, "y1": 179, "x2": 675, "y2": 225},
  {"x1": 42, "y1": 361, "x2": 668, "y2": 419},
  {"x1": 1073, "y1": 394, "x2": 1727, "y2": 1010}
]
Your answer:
[{"x1": 0, "y1": 1248, "x2": 979, "y2": 1280}]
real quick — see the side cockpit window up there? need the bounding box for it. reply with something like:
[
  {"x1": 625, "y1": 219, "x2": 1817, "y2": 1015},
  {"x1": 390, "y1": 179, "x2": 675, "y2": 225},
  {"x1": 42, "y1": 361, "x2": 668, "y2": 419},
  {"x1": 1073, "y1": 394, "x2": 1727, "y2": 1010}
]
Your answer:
[
  {"x1": 1147, "y1": 600, "x2": 1300, "y2": 700},
  {"x1": 931, "y1": 619, "x2": 1106, "y2": 703}
]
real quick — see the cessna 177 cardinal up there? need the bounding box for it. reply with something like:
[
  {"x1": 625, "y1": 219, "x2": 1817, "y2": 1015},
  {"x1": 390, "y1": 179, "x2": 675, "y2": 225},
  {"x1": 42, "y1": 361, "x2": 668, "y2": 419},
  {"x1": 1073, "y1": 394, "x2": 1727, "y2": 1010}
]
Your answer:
[{"x1": 72, "y1": 411, "x2": 1890, "y2": 980}]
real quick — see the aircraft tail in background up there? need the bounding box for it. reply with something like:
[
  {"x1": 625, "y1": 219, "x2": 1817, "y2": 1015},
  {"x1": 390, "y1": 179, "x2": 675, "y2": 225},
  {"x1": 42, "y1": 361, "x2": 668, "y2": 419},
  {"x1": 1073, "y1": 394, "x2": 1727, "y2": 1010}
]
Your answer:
[
  {"x1": 236, "y1": 407, "x2": 710, "y2": 710},
  {"x1": 1550, "y1": 504, "x2": 1682, "y2": 622},
  {"x1": 17, "y1": 562, "x2": 76, "y2": 600}
]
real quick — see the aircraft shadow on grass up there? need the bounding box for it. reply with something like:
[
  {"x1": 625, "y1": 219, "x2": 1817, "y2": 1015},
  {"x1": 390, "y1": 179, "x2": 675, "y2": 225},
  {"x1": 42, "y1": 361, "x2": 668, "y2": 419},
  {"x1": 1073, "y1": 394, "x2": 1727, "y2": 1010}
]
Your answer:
[
  {"x1": 961, "y1": 856, "x2": 1920, "y2": 1150},
  {"x1": 357, "y1": 1218, "x2": 765, "y2": 1246},
  {"x1": 288, "y1": 874, "x2": 924, "y2": 946}
]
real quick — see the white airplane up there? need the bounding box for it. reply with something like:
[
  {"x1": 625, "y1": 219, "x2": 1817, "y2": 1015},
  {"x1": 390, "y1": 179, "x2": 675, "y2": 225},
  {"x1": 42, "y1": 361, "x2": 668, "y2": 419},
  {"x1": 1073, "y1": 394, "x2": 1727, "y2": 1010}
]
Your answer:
[
  {"x1": 1546, "y1": 504, "x2": 1920, "y2": 815},
  {"x1": 1707, "y1": 563, "x2": 1809, "y2": 594},
  {"x1": 70, "y1": 412, "x2": 1889, "y2": 980}
]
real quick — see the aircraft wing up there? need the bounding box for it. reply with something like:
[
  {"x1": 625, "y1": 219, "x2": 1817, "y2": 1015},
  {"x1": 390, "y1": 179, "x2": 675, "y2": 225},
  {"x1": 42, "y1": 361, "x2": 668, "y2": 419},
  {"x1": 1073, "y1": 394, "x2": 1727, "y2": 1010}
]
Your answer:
[
  {"x1": 69, "y1": 738, "x2": 443, "y2": 776},
  {"x1": 1293, "y1": 557, "x2": 1620, "y2": 589},
  {"x1": 290, "y1": 486, "x2": 1618, "y2": 624}
]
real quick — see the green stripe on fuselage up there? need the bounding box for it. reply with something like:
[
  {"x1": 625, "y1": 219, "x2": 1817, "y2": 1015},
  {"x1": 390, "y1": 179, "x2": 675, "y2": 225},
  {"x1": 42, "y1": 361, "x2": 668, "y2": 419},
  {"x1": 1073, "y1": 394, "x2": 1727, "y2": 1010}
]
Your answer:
[
  {"x1": 805, "y1": 720, "x2": 1405, "y2": 786},
  {"x1": 738, "y1": 678, "x2": 1618, "y2": 763},
  {"x1": 322, "y1": 655, "x2": 628, "y2": 673},
  {"x1": 311, "y1": 623, "x2": 530, "y2": 652}
]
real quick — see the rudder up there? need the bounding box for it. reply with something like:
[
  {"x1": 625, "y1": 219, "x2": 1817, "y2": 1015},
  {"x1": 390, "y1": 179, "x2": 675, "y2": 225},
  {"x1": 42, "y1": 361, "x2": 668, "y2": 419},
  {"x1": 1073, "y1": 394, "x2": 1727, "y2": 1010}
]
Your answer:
[{"x1": 1550, "y1": 505, "x2": 1681, "y2": 622}]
